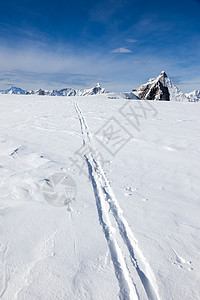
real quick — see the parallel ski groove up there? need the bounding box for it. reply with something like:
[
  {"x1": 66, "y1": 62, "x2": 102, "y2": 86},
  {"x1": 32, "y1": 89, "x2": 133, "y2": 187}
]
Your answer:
[
  {"x1": 73, "y1": 101, "x2": 160, "y2": 300},
  {"x1": 85, "y1": 156, "x2": 139, "y2": 300},
  {"x1": 74, "y1": 102, "x2": 138, "y2": 300}
]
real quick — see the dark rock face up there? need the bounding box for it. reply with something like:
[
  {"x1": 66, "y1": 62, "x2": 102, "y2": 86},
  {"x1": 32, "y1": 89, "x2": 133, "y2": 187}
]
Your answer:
[
  {"x1": 26, "y1": 90, "x2": 34, "y2": 95},
  {"x1": 35, "y1": 89, "x2": 46, "y2": 95},
  {"x1": 90, "y1": 86, "x2": 101, "y2": 94},
  {"x1": 136, "y1": 71, "x2": 170, "y2": 100},
  {"x1": 145, "y1": 81, "x2": 170, "y2": 100}
]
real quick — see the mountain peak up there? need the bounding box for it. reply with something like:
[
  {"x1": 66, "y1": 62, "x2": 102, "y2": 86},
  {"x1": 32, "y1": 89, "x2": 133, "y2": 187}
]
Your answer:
[
  {"x1": 134, "y1": 71, "x2": 190, "y2": 101},
  {"x1": 160, "y1": 71, "x2": 167, "y2": 78}
]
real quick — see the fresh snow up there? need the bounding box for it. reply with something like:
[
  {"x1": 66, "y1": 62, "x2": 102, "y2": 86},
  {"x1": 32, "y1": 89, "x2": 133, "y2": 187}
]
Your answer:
[{"x1": 0, "y1": 94, "x2": 200, "y2": 300}]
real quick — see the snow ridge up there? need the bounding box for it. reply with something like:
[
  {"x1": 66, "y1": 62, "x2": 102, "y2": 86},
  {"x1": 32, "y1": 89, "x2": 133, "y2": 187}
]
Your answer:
[
  {"x1": 186, "y1": 90, "x2": 200, "y2": 102},
  {"x1": 73, "y1": 101, "x2": 160, "y2": 300}
]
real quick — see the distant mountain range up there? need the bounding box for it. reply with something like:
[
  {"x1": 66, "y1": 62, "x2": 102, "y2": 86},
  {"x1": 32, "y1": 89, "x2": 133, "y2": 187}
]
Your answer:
[
  {"x1": 0, "y1": 83, "x2": 108, "y2": 97},
  {"x1": 0, "y1": 73, "x2": 199, "y2": 101}
]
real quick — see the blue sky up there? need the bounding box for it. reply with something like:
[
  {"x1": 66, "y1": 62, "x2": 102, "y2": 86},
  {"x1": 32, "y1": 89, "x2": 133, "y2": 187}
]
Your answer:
[{"x1": 0, "y1": 0, "x2": 200, "y2": 92}]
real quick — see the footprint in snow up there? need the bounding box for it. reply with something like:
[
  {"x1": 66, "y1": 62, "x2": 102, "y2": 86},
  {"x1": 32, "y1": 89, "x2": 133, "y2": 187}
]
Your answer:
[
  {"x1": 124, "y1": 187, "x2": 148, "y2": 202},
  {"x1": 124, "y1": 186, "x2": 136, "y2": 196},
  {"x1": 170, "y1": 248, "x2": 193, "y2": 271}
]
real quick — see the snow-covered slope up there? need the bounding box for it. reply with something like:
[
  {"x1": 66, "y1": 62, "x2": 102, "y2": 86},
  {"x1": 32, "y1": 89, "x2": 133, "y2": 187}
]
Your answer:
[
  {"x1": 134, "y1": 71, "x2": 191, "y2": 102},
  {"x1": 0, "y1": 94, "x2": 200, "y2": 300},
  {"x1": 48, "y1": 83, "x2": 108, "y2": 97},
  {"x1": 186, "y1": 90, "x2": 200, "y2": 102},
  {"x1": 106, "y1": 91, "x2": 138, "y2": 100},
  {"x1": 54, "y1": 88, "x2": 77, "y2": 96},
  {"x1": 78, "y1": 82, "x2": 108, "y2": 96}
]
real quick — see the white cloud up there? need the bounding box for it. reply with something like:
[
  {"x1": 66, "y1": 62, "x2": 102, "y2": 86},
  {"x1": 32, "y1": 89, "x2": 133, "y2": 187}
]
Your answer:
[
  {"x1": 0, "y1": 44, "x2": 135, "y2": 90},
  {"x1": 0, "y1": 43, "x2": 199, "y2": 93},
  {"x1": 111, "y1": 47, "x2": 132, "y2": 53},
  {"x1": 133, "y1": 60, "x2": 143, "y2": 64},
  {"x1": 127, "y1": 39, "x2": 137, "y2": 43}
]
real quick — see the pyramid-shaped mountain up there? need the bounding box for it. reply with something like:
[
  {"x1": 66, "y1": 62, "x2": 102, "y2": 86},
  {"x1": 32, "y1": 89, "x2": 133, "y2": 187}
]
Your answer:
[{"x1": 134, "y1": 71, "x2": 190, "y2": 102}]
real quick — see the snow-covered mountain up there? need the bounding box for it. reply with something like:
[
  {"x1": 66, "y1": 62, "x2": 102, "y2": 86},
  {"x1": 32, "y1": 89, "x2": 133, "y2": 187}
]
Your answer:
[
  {"x1": 133, "y1": 71, "x2": 191, "y2": 102},
  {"x1": 53, "y1": 88, "x2": 77, "y2": 96},
  {"x1": 1, "y1": 78, "x2": 199, "y2": 102},
  {"x1": 0, "y1": 83, "x2": 108, "y2": 97},
  {"x1": 0, "y1": 86, "x2": 26, "y2": 95},
  {"x1": 78, "y1": 82, "x2": 107, "y2": 96},
  {"x1": 50, "y1": 83, "x2": 108, "y2": 97},
  {"x1": 186, "y1": 90, "x2": 200, "y2": 102}
]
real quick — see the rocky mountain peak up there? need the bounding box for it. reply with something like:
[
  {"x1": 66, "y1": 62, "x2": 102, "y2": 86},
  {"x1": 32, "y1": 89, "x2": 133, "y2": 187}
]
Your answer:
[{"x1": 134, "y1": 71, "x2": 190, "y2": 102}]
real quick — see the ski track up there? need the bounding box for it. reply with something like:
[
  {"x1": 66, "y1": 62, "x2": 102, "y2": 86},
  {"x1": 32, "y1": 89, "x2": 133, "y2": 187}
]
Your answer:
[{"x1": 73, "y1": 101, "x2": 160, "y2": 300}]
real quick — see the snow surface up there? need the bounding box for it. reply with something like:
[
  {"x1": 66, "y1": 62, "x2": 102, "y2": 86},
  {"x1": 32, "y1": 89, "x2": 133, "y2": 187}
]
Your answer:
[{"x1": 0, "y1": 94, "x2": 200, "y2": 300}]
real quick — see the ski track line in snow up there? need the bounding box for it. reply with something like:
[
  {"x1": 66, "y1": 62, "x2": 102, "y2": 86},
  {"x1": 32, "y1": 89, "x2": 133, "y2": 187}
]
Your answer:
[
  {"x1": 73, "y1": 102, "x2": 160, "y2": 299},
  {"x1": 0, "y1": 244, "x2": 10, "y2": 299},
  {"x1": 74, "y1": 101, "x2": 138, "y2": 300},
  {"x1": 73, "y1": 101, "x2": 160, "y2": 300}
]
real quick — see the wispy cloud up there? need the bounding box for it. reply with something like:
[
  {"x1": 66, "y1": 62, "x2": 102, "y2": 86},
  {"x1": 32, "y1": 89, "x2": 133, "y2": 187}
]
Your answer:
[
  {"x1": 111, "y1": 47, "x2": 132, "y2": 53},
  {"x1": 127, "y1": 39, "x2": 137, "y2": 43},
  {"x1": 0, "y1": 41, "x2": 199, "y2": 93},
  {"x1": 0, "y1": 44, "x2": 135, "y2": 90},
  {"x1": 133, "y1": 60, "x2": 143, "y2": 64}
]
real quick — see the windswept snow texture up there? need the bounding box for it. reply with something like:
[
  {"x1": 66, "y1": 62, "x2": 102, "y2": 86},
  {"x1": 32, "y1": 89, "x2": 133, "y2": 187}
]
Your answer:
[
  {"x1": 134, "y1": 71, "x2": 191, "y2": 102},
  {"x1": 0, "y1": 94, "x2": 200, "y2": 300}
]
